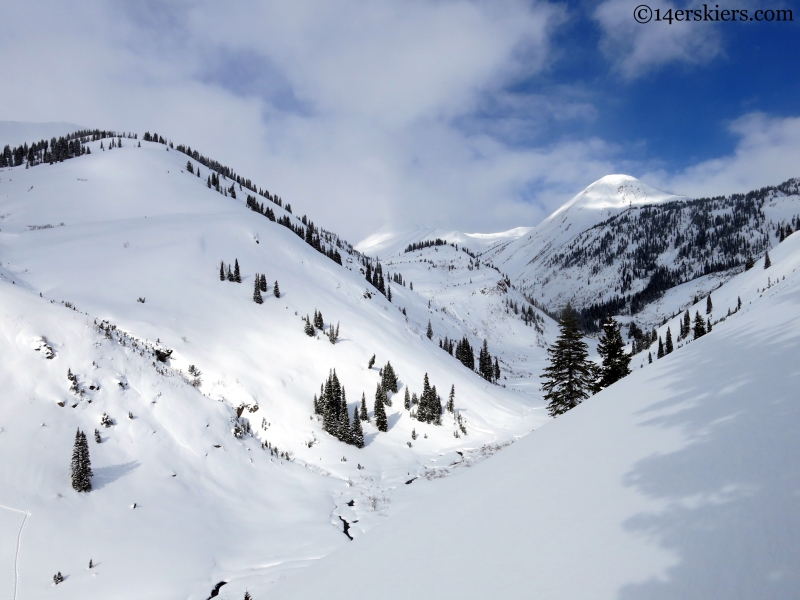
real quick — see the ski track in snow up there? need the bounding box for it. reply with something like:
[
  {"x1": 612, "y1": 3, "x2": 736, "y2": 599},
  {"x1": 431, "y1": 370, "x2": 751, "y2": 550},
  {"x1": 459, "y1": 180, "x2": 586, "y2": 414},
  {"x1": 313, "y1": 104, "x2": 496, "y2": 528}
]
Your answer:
[{"x1": 0, "y1": 505, "x2": 30, "y2": 600}]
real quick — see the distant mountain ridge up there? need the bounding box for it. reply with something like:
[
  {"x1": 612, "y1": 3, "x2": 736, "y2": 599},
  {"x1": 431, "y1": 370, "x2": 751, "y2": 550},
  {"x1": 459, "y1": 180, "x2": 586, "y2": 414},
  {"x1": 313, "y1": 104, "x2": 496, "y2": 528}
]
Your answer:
[{"x1": 362, "y1": 174, "x2": 800, "y2": 331}]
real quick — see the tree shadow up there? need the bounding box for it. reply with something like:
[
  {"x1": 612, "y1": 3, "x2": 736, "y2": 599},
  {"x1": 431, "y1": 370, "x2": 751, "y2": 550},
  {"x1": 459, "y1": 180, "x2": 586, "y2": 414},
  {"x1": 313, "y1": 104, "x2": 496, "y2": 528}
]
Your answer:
[
  {"x1": 92, "y1": 461, "x2": 140, "y2": 490},
  {"x1": 616, "y1": 307, "x2": 800, "y2": 599},
  {"x1": 387, "y1": 411, "x2": 402, "y2": 430}
]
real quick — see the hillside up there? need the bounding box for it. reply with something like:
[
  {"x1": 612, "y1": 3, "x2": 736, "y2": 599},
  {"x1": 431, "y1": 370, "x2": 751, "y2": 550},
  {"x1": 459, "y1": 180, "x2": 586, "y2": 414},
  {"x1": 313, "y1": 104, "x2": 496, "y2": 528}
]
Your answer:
[
  {"x1": 0, "y1": 133, "x2": 552, "y2": 598},
  {"x1": 264, "y1": 202, "x2": 800, "y2": 600},
  {"x1": 363, "y1": 175, "x2": 800, "y2": 334}
]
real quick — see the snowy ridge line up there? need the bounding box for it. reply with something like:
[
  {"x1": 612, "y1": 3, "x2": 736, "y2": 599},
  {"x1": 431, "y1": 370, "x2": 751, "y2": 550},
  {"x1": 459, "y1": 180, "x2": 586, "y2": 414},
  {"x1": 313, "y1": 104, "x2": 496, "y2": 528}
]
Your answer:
[{"x1": 0, "y1": 504, "x2": 30, "y2": 600}]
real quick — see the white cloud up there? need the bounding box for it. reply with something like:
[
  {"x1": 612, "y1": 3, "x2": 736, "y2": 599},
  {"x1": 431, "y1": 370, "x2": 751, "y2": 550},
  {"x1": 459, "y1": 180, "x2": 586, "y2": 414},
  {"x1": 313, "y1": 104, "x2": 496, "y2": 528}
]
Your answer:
[
  {"x1": 4, "y1": 1, "x2": 793, "y2": 244},
  {"x1": 0, "y1": 0, "x2": 579, "y2": 240},
  {"x1": 645, "y1": 113, "x2": 800, "y2": 197},
  {"x1": 593, "y1": 0, "x2": 722, "y2": 78}
]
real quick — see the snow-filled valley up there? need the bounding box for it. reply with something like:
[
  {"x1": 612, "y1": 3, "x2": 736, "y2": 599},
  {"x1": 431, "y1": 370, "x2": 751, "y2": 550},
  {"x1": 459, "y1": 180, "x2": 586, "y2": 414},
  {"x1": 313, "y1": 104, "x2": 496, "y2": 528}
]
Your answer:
[
  {"x1": 1, "y1": 130, "x2": 799, "y2": 599},
  {"x1": 267, "y1": 194, "x2": 800, "y2": 600},
  {"x1": 0, "y1": 135, "x2": 553, "y2": 599}
]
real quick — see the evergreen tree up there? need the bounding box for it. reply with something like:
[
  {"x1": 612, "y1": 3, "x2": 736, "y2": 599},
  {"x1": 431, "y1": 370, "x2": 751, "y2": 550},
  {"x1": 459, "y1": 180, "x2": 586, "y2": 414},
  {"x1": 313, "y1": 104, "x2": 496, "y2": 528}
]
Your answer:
[
  {"x1": 219, "y1": 260, "x2": 225, "y2": 281},
  {"x1": 446, "y1": 385, "x2": 455, "y2": 413},
  {"x1": 227, "y1": 264, "x2": 234, "y2": 281},
  {"x1": 404, "y1": 387, "x2": 411, "y2": 410},
  {"x1": 360, "y1": 392, "x2": 368, "y2": 421},
  {"x1": 706, "y1": 294, "x2": 713, "y2": 314},
  {"x1": 233, "y1": 259, "x2": 241, "y2": 283},
  {"x1": 693, "y1": 311, "x2": 707, "y2": 339},
  {"x1": 493, "y1": 357, "x2": 500, "y2": 382},
  {"x1": 648, "y1": 352, "x2": 652, "y2": 364},
  {"x1": 350, "y1": 406, "x2": 365, "y2": 448},
  {"x1": 382, "y1": 362, "x2": 398, "y2": 393},
  {"x1": 422, "y1": 374, "x2": 432, "y2": 422},
  {"x1": 432, "y1": 386, "x2": 443, "y2": 425},
  {"x1": 681, "y1": 310, "x2": 691, "y2": 339},
  {"x1": 764, "y1": 251, "x2": 771, "y2": 269},
  {"x1": 273, "y1": 280, "x2": 281, "y2": 298},
  {"x1": 387, "y1": 286, "x2": 392, "y2": 302},
  {"x1": 314, "y1": 310, "x2": 324, "y2": 329},
  {"x1": 374, "y1": 388, "x2": 388, "y2": 432},
  {"x1": 478, "y1": 339, "x2": 493, "y2": 381},
  {"x1": 665, "y1": 327, "x2": 674, "y2": 354},
  {"x1": 707, "y1": 317, "x2": 713, "y2": 332},
  {"x1": 540, "y1": 304, "x2": 594, "y2": 417},
  {"x1": 304, "y1": 316, "x2": 315, "y2": 336},
  {"x1": 368, "y1": 354, "x2": 376, "y2": 369},
  {"x1": 260, "y1": 274, "x2": 267, "y2": 292},
  {"x1": 253, "y1": 276, "x2": 263, "y2": 304},
  {"x1": 657, "y1": 336, "x2": 664, "y2": 358},
  {"x1": 745, "y1": 256, "x2": 755, "y2": 271},
  {"x1": 595, "y1": 316, "x2": 631, "y2": 391},
  {"x1": 426, "y1": 320, "x2": 433, "y2": 340},
  {"x1": 337, "y1": 388, "x2": 351, "y2": 443},
  {"x1": 70, "y1": 429, "x2": 92, "y2": 492},
  {"x1": 455, "y1": 336, "x2": 475, "y2": 370},
  {"x1": 321, "y1": 370, "x2": 344, "y2": 437}
]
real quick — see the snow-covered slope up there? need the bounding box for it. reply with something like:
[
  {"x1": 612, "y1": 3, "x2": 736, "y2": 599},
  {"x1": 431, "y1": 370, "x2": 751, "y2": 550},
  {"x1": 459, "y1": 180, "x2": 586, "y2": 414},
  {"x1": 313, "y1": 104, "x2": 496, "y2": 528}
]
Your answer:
[
  {"x1": 361, "y1": 174, "x2": 800, "y2": 334},
  {"x1": 0, "y1": 136, "x2": 553, "y2": 598},
  {"x1": 355, "y1": 225, "x2": 531, "y2": 258},
  {"x1": 265, "y1": 217, "x2": 800, "y2": 600}
]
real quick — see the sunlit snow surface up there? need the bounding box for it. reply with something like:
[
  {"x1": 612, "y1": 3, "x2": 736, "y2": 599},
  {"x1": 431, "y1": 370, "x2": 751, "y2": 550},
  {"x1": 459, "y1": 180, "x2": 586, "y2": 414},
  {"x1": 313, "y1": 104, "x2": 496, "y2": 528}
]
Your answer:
[
  {"x1": 0, "y1": 141, "x2": 550, "y2": 598},
  {"x1": 267, "y1": 213, "x2": 800, "y2": 600}
]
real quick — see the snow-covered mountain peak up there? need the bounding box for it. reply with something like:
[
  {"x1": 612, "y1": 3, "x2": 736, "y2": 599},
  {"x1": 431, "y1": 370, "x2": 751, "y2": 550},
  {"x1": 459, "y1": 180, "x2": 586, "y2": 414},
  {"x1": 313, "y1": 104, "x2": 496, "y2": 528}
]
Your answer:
[{"x1": 543, "y1": 173, "x2": 681, "y2": 229}]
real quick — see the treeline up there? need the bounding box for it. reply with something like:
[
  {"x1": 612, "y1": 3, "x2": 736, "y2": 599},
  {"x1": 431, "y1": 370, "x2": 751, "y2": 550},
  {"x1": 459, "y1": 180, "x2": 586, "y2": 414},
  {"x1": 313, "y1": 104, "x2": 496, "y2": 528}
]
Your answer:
[
  {"x1": 555, "y1": 178, "x2": 800, "y2": 331},
  {"x1": 1, "y1": 129, "x2": 129, "y2": 168},
  {"x1": 244, "y1": 194, "x2": 343, "y2": 264},
  {"x1": 404, "y1": 238, "x2": 447, "y2": 253},
  {"x1": 4, "y1": 127, "x2": 361, "y2": 271}
]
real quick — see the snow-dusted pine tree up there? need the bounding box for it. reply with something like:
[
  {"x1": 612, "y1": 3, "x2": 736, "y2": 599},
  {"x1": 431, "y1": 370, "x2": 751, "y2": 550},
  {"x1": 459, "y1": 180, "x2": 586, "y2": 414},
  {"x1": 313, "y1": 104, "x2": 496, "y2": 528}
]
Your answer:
[
  {"x1": 595, "y1": 316, "x2": 631, "y2": 391},
  {"x1": 233, "y1": 259, "x2": 241, "y2": 283},
  {"x1": 350, "y1": 406, "x2": 365, "y2": 448},
  {"x1": 540, "y1": 304, "x2": 594, "y2": 417},
  {"x1": 374, "y1": 388, "x2": 388, "y2": 432},
  {"x1": 253, "y1": 276, "x2": 263, "y2": 304},
  {"x1": 693, "y1": 311, "x2": 707, "y2": 339},
  {"x1": 70, "y1": 429, "x2": 92, "y2": 492}
]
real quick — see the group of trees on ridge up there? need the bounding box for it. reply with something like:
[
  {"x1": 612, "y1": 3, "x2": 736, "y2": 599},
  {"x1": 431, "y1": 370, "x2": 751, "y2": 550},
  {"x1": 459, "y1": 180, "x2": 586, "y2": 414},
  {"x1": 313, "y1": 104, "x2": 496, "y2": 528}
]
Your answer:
[{"x1": 1, "y1": 129, "x2": 133, "y2": 168}]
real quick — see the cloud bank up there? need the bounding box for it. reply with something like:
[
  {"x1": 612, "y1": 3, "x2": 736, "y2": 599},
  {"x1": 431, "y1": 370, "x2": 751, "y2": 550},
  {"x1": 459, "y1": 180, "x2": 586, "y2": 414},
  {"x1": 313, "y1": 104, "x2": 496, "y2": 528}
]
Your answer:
[{"x1": 1, "y1": 0, "x2": 798, "y2": 241}]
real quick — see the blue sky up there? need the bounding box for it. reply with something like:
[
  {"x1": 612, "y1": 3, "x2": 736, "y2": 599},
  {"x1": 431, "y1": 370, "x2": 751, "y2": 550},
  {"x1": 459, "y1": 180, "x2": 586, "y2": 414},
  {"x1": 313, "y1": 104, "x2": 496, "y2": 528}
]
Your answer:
[{"x1": 1, "y1": 0, "x2": 798, "y2": 240}]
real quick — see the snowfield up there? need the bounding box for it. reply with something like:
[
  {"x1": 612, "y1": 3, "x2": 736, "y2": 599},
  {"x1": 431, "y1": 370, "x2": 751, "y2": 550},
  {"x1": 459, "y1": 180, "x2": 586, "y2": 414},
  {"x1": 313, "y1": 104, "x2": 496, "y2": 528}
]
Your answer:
[
  {"x1": 2, "y1": 133, "x2": 798, "y2": 599},
  {"x1": 265, "y1": 210, "x2": 800, "y2": 600},
  {"x1": 0, "y1": 138, "x2": 551, "y2": 598}
]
